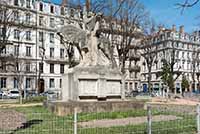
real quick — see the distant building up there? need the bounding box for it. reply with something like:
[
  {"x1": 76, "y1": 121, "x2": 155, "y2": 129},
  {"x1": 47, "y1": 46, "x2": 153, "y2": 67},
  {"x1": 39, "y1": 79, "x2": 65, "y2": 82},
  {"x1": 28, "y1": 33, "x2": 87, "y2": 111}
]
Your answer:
[
  {"x1": 140, "y1": 25, "x2": 200, "y2": 94},
  {"x1": 0, "y1": 0, "x2": 83, "y2": 94}
]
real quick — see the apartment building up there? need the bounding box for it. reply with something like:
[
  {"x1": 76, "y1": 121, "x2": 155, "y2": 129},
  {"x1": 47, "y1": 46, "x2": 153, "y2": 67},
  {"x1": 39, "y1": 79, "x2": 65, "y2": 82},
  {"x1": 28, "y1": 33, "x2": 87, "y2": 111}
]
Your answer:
[
  {"x1": 140, "y1": 25, "x2": 200, "y2": 94},
  {"x1": 0, "y1": 0, "x2": 84, "y2": 94}
]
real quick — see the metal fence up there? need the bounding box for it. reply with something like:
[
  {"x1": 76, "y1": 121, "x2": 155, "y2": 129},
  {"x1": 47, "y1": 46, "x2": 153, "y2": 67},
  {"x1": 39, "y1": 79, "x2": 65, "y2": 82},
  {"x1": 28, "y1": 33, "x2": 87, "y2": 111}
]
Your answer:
[{"x1": 0, "y1": 104, "x2": 199, "y2": 134}]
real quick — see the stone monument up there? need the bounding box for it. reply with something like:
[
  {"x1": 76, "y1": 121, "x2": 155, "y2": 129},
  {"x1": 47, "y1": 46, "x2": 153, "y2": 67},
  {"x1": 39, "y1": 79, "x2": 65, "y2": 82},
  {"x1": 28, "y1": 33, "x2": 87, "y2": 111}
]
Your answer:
[{"x1": 58, "y1": 14, "x2": 122, "y2": 101}]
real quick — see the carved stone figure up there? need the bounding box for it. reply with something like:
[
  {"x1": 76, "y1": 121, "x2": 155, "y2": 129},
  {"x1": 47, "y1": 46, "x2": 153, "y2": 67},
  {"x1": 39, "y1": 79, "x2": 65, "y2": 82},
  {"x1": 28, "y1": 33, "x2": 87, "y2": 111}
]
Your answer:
[
  {"x1": 58, "y1": 14, "x2": 111, "y2": 67},
  {"x1": 58, "y1": 13, "x2": 122, "y2": 101}
]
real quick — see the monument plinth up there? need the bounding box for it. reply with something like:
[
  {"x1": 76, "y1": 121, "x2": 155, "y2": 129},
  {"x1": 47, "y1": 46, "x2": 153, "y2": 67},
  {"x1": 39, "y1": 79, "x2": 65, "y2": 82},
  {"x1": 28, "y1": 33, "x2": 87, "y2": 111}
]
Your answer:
[{"x1": 62, "y1": 66, "x2": 122, "y2": 101}]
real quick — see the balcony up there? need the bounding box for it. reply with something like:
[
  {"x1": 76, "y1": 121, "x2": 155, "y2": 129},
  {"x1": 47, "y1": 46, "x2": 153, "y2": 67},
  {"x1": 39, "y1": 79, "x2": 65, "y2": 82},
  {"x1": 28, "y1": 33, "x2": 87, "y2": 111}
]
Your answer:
[
  {"x1": 129, "y1": 65, "x2": 141, "y2": 72},
  {"x1": 129, "y1": 54, "x2": 140, "y2": 61},
  {"x1": 45, "y1": 56, "x2": 69, "y2": 64}
]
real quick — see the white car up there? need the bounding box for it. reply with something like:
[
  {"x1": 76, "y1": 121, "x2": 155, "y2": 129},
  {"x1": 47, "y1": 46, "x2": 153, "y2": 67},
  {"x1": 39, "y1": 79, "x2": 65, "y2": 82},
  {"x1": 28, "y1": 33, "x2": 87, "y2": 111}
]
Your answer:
[{"x1": 8, "y1": 90, "x2": 20, "y2": 99}]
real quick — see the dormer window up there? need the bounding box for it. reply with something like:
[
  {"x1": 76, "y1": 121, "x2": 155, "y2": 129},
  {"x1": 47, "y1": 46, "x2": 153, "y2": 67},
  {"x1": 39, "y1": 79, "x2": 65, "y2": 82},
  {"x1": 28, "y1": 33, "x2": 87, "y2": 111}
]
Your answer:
[
  {"x1": 26, "y1": 0, "x2": 31, "y2": 8},
  {"x1": 39, "y1": 3, "x2": 43, "y2": 11},
  {"x1": 61, "y1": 6, "x2": 65, "y2": 15},
  {"x1": 14, "y1": 0, "x2": 19, "y2": 6},
  {"x1": 50, "y1": 5, "x2": 54, "y2": 13}
]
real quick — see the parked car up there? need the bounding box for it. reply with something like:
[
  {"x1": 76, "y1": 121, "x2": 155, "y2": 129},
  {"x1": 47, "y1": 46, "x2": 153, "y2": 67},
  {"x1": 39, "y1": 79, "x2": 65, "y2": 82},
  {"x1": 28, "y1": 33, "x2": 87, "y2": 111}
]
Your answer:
[
  {"x1": 135, "y1": 92, "x2": 152, "y2": 100},
  {"x1": 125, "y1": 90, "x2": 140, "y2": 97},
  {"x1": 8, "y1": 90, "x2": 20, "y2": 99},
  {"x1": 0, "y1": 91, "x2": 8, "y2": 99},
  {"x1": 40, "y1": 90, "x2": 59, "y2": 101},
  {"x1": 0, "y1": 91, "x2": 3, "y2": 98}
]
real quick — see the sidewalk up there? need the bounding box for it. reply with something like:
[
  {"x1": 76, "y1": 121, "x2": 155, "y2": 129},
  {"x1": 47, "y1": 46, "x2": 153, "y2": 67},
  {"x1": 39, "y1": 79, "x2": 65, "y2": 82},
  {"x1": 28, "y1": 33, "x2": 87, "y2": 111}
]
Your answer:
[{"x1": 0, "y1": 103, "x2": 43, "y2": 108}]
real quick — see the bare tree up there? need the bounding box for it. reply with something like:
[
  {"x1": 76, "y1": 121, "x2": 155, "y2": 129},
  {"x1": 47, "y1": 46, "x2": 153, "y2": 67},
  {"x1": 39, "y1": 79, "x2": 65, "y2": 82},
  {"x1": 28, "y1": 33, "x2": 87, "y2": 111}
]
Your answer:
[
  {"x1": 139, "y1": 21, "x2": 157, "y2": 93},
  {"x1": 161, "y1": 41, "x2": 182, "y2": 95},
  {"x1": 176, "y1": 0, "x2": 199, "y2": 13},
  {"x1": 140, "y1": 40, "x2": 157, "y2": 93},
  {"x1": 96, "y1": 0, "x2": 148, "y2": 72}
]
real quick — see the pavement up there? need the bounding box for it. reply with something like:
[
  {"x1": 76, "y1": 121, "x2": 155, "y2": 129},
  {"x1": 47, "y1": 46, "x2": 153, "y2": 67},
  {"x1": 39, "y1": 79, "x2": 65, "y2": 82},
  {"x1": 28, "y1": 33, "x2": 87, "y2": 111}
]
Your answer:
[
  {"x1": 150, "y1": 97, "x2": 199, "y2": 106},
  {"x1": 0, "y1": 101, "x2": 43, "y2": 108}
]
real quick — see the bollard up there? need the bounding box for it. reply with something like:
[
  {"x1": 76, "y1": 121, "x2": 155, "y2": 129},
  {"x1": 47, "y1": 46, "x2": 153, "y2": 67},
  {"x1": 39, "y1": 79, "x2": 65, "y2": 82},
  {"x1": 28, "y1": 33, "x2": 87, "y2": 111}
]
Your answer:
[
  {"x1": 197, "y1": 104, "x2": 200, "y2": 134},
  {"x1": 74, "y1": 108, "x2": 77, "y2": 134},
  {"x1": 147, "y1": 104, "x2": 152, "y2": 134}
]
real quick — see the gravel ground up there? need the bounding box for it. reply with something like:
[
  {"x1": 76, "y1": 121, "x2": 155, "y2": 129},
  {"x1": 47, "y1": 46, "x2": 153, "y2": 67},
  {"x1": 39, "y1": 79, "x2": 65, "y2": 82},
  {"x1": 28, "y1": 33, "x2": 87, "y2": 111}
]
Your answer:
[
  {"x1": 0, "y1": 110, "x2": 26, "y2": 130},
  {"x1": 79, "y1": 115, "x2": 181, "y2": 128}
]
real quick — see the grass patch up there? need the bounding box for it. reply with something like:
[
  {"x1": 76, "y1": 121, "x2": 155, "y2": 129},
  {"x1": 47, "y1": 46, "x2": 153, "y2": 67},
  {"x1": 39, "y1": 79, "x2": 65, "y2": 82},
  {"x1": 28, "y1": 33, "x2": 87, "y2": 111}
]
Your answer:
[{"x1": 0, "y1": 106, "x2": 197, "y2": 134}]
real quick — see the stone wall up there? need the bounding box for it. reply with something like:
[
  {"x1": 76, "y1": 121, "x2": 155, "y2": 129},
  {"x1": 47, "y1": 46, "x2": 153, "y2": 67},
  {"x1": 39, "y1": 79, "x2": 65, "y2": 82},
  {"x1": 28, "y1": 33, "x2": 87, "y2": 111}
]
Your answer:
[{"x1": 45, "y1": 101, "x2": 145, "y2": 116}]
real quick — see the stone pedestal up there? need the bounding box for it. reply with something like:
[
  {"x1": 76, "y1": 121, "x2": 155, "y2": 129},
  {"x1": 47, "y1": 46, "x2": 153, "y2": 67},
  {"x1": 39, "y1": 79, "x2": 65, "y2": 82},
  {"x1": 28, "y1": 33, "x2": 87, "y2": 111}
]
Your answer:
[{"x1": 62, "y1": 66, "x2": 122, "y2": 101}]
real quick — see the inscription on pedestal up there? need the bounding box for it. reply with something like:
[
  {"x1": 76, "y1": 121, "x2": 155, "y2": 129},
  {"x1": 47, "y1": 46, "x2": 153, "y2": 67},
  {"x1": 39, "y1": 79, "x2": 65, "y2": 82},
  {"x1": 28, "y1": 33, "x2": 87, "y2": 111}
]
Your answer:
[
  {"x1": 79, "y1": 79, "x2": 98, "y2": 96},
  {"x1": 107, "y1": 80, "x2": 121, "y2": 95}
]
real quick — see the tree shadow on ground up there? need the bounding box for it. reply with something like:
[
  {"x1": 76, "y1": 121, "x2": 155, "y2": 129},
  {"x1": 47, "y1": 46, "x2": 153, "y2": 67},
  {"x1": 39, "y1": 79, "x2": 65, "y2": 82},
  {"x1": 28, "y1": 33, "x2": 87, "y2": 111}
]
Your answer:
[{"x1": 10, "y1": 119, "x2": 43, "y2": 134}]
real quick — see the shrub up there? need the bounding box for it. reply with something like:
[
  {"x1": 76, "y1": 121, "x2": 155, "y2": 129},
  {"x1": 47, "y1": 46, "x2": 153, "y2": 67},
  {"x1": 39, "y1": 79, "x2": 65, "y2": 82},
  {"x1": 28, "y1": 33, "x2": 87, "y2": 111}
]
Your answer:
[{"x1": 23, "y1": 96, "x2": 47, "y2": 104}]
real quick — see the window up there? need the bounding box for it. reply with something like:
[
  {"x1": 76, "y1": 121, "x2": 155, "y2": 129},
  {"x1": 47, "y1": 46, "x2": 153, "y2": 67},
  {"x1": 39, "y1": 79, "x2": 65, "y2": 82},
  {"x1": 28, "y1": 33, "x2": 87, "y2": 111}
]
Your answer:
[
  {"x1": 50, "y1": 64, "x2": 54, "y2": 73},
  {"x1": 26, "y1": 46, "x2": 31, "y2": 56},
  {"x1": 50, "y1": 5, "x2": 54, "y2": 13},
  {"x1": 187, "y1": 52, "x2": 190, "y2": 58},
  {"x1": 25, "y1": 13, "x2": 31, "y2": 24},
  {"x1": 39, "y1": 32, "x2": 44, "y2": 42},
  {"x1": 39, "y1": 16, "x2": 43, "y2": 26},
  {"x1": 61, "y1": 7, "x2": 65, "y2": 15},
  {"x1": 39, "y1": 63, "x2": 43, "y2": 73},
  {"x1": 125, "y1": 82, "x2": 128, "y2": 90},
  {"x1": 1, "y1": 78, "x2": 6, "y2": 88},
  {"x1": 14, "y1": 78, "x2": 18, "y2": 88},
  {"x1": 135, "y1": 83, "x2": 138, "y2": 90},
  {"x1": 129, "y1": 82, "x2": 133, "y2": 90},
  {"x1": 14, "y1": 0, "x2": 19, "y2": 6},
  {"x1": 135, "y1": 72, "x2": 138, "y2": 79},
  {"x1": 14, "y1": 29, "x2": 20, "y2": 39},
  {"x1": 182, "y1": 52, "x2": 184, "y2": 58},
  {"x1": 60, "y1": 49, "x2": 64, "y2": 58},
  {"x1": 1, "y1": 47, "x2": 6, "y2": 54},
  {"x1": 26, "y1": 31, "x2": 31, "y2": 40},
  {"x1": 14, "y1": 45, "x2": 19, "y2": 56},
  {"x1": 14, "y1": 11, "x2": 19, "y2": 22},
  {"x1": 1, "y1": 62, "x2": 6, "y2": 71},
  {"x1": 182, "y1": 61, "x2": 185, "y2": 69},
  {"x1": 50, "y1": 48, "x2": 54, "y2": 58},
  {"x1": 60, "y1": 79, "x2": 62, "y2": 88},
  {"x1": 26, "y1": 0, "x2": 31, "y2": 8},
  {"x1": 49, "y1": 78, "x2": 55, "y2": 88},
  {"x1": 50, "y1": 33, "x2": 54, "y2": 43},
  {"x1": 60, "y1": 19, "x2": 64, "y2": 25},
  {"x1": 60, "y1": 64, "x2": 64, "y2": 74},
  {"x1": 39, "y1": 3, "x2": 43, "y2": 11},
  {"x1": 50, "y1": 18, "x2": 54, "y2": 27},
  {"x1": 26, "y1": 63, "x2": 31, "y2": 72},
  {"x1": 26, "y1": 78, "x2": 31, "y2": 88},
  {"x1": 70, "y1": 9, "x2": 74, "y2": 17}
]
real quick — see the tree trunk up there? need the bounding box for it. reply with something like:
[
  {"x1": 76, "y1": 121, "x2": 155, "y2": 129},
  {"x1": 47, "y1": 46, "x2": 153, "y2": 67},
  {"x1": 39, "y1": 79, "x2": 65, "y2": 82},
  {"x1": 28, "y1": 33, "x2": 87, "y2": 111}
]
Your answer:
[
  {"x1": 147, "y1": 65, "x2": 152, "y2": 94},
  {"x1": 19, "y1": 89, "x2": 23, "y2": 104},
  {"x1": 121, "y1": 74, "x2": 126, "y2": 100}
]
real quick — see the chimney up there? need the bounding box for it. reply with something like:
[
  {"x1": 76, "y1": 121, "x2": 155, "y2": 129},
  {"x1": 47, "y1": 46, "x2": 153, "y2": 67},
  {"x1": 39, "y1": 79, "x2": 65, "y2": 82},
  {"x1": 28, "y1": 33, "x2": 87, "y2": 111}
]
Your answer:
[
  {"x1": 172, "y1": 25, "x2": 176, "y2": 32},
  {"x1": 61, "y1": 0, "x2": 67, "y2": 6},
  {"x1": 86, "y1": 0, "x2": 90, "y2": 12},
  {"x1": 179, "y1": 25, "x2": 184, "y2": 33}
]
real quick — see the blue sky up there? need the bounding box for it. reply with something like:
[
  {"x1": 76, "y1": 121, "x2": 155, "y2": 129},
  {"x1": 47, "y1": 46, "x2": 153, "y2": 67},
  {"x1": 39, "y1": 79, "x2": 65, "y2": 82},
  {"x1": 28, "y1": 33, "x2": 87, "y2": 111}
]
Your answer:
[{"x1": 51, "y1": 0, "x2": 199, "y2": 33}]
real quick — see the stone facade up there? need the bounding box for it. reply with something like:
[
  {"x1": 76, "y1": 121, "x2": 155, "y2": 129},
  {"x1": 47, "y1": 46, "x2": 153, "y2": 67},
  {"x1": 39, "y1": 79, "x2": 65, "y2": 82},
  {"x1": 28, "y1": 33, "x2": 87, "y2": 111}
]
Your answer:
[{"x1": 140, "y1": 25, "x2": 200, "y2": 94}]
